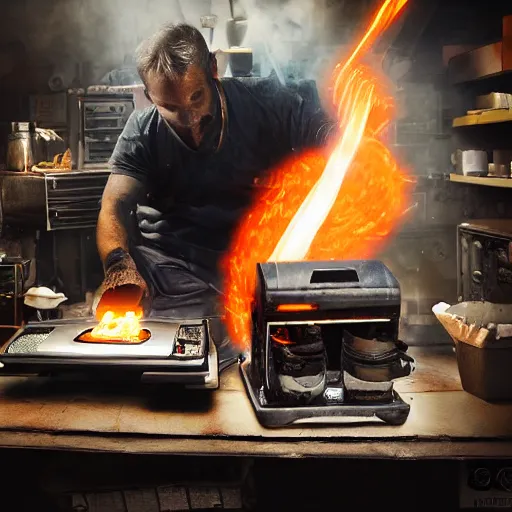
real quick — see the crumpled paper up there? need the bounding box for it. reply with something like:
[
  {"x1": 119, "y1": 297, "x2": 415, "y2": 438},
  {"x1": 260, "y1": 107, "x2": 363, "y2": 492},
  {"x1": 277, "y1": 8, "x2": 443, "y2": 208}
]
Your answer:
[
  {"x1": 24, "y1": 286, "x2": 67, "y2": 310},
  {"x1": 35, "y1": 127, "x2": 63, "y2": 142},
  {"x1": 432, "y1": 301, "x2": 512, "y2": 348}
]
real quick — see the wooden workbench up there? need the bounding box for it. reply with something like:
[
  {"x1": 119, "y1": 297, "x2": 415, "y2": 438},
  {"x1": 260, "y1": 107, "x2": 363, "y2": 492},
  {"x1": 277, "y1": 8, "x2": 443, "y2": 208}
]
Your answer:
[{"x1": 0, "y1": 345, "x2": 511, "y2": 459}]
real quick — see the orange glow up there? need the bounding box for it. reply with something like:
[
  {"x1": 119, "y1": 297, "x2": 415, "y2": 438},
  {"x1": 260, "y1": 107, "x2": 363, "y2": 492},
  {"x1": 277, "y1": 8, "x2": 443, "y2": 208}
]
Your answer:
[
  {"x1": 270, "y1": 327, "x2": 294, "y2": 345},
  {"x1": 276, "y1": 304, "x2": 319, "y2": 313},
  {"x1": 89, "y1": 310, "x2": 144, "y2": 343},
  {"x1": 271, "y1": 335, "x2": 294, "y2": 346},
  {"x1": 222, "y1": 0, "x2": 414, "y2": 348}
]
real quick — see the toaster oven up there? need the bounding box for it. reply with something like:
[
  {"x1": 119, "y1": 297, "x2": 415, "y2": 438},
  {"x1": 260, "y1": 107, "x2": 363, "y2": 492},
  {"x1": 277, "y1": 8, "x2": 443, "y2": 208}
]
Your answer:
[{"x1": 241, "y1": 260, "x2": 414, "y2": 427}]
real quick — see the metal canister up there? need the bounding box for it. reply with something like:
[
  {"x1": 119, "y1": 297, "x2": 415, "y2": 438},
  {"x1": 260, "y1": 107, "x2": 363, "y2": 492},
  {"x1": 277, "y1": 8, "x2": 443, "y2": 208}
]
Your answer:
[
  {"x1": 6, "y1": 122, "x2": 37, "y2": 172},
  {"x1": 452, "y1": 149, "x2": 488, "y2": 177},
  {"x1": 493, "y1": 149, "x2": 512, "y2": 178}
]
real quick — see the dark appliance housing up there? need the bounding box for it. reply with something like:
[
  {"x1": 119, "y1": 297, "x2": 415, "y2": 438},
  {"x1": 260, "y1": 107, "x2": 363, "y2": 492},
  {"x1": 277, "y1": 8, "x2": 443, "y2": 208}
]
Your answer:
[
  {"x1": 67, "y1": 91, "x2": 134, "y2": 169},
  {"x1": 0, "y1": 257, "x2": 30, "y2": 328},
  {"x1": 0, "y1": 170, "x2": 109, "y2": 302},
  {"x1": 0, "y1": 257, "x2": 31, "y2": 346},
  {"x1": 0, "y1": 170, "x2": 109, "y2": 232},
  {"x1": 241, "y1": 260, "x2": 414, "y2": 427},
  {"x1": 457, "y1": 220, "x2": 512, "y2": 304}
]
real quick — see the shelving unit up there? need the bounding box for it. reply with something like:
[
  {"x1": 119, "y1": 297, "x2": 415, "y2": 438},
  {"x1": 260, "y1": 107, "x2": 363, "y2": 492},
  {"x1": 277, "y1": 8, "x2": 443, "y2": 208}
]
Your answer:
[
  {"x1": 449, "y1": 32, "x2": 512, "y2": 184},
  {"x1": 452, "y1": 109, "x2": 512, "y2": 127},
  {"x1": 449, "y1": 173, "x2": 512, "y2": 188}
]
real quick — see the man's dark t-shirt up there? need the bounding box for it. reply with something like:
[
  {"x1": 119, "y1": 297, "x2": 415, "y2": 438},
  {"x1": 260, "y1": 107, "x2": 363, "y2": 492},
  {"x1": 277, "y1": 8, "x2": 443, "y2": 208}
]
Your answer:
[{"x1": 109, "y1": 76, "x2": 334, "y2": 278}]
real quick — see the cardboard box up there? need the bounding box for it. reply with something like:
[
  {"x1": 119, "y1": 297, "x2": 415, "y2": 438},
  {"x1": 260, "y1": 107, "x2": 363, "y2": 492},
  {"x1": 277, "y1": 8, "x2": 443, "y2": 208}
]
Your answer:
[
  {"x1": 503, "y1": 14, "x2": 512, "y2": 70},
  {"x1": 448, "y1": 15, "x2": 512, "y2": 84},
  {"x1": 442, "y1": 45, "x2": 479, "y2": 67},
  {"x1": 448, "y1": 42, "x2": 508, "y2": 84}
]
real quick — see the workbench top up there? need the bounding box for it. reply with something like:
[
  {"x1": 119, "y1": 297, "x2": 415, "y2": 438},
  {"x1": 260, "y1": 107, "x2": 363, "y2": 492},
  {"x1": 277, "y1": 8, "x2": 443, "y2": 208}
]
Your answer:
[{"x1": 0, "y1": 345, "x2": 511, "y2": 459}]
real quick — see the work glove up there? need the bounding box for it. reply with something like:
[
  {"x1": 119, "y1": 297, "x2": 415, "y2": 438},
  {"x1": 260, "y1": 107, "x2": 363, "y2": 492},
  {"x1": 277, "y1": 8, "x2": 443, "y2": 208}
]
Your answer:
[
  {"x1": 137, "y1": 205, "x2": 170, "y2": 239},
  {"x1": 95, "y1": 248, "x2": 149, "y2": 320}
]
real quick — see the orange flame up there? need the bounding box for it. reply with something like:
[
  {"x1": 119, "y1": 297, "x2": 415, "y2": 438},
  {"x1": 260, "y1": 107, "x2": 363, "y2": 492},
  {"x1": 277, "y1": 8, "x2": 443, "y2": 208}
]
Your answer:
[
  {"x1": 90, "y1": 310, "x2": 143, "y2": 343},
  {"x1": 270, "y1": 327, "x2": 294, "y2": 346},
  {"x1": 222, "y1": 0, "x2": 414, "y2": 349}
]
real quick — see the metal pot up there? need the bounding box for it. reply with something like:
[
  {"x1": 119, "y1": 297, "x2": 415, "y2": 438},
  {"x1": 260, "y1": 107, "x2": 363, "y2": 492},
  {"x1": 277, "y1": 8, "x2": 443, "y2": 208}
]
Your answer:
[
  {"x1": 6, "y1": 122, "x2": 38, "y2": 172},
  {"x1": 6, "y1": 122, "x2": 64, "y2": 171}
]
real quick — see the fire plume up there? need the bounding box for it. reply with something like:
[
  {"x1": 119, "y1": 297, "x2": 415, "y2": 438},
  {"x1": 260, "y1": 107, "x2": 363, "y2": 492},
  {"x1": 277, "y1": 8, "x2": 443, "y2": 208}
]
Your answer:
[
  {"x1": 89, "y1": 310, "x2": 144, "y2": 343},
  {"x1": 222, "y1": 0, "x2": 414, "y2": 349}
]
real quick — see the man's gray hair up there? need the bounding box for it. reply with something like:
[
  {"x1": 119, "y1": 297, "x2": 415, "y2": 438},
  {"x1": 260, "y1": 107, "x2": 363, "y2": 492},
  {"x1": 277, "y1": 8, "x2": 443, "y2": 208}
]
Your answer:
[{"x1": 136, "y1": 23, "x2": 210, "y2": 84}]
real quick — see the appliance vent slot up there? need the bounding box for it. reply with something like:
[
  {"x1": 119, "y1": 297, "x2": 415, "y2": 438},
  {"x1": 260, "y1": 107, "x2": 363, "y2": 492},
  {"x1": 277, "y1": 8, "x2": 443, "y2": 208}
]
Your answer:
[
  {"x1": 7, "y1": 327, "x2": 54, "y2": 354},
  {"x1": 310, "y1": 269, "x2": 359, "y2": 284}
]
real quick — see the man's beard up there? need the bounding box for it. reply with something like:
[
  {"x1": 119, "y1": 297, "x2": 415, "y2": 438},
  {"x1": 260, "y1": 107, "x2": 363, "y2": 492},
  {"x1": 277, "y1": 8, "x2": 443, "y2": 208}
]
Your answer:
[
  {"x1": 200, "y1": 113, "x2": 214, "y2": 132},
  {"x1": 165, "y1": 81, "x2": 219, "y2": 150},
  {"x1": 173, "y1": 111, "x2": 214, "y2": 149}
]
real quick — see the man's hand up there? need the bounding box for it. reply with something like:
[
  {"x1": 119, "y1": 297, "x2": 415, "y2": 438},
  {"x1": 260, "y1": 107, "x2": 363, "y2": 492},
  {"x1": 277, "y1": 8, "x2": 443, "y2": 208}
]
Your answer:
[{"x1": 95, "y1": 250, "x2": 149, "y2": 320}]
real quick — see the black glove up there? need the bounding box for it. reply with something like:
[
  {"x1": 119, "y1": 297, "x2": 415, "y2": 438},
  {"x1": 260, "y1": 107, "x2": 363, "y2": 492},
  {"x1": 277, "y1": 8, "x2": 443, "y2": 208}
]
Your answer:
[{"x1": 96, "y1": 248, "x2": 149, "y2": 320}]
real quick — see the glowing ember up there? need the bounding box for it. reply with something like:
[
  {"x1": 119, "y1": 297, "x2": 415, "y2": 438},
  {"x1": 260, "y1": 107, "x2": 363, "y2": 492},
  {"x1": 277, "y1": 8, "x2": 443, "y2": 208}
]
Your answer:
[
  {"x1": 271, "y1": 327, "x2": 294, "y2": 346},
  {"x1": 222, "y1": 0, "x2": 414, "y2": 349},
  {"x1": 90, "y1": 310, "x2": 143, "y2": 343}
]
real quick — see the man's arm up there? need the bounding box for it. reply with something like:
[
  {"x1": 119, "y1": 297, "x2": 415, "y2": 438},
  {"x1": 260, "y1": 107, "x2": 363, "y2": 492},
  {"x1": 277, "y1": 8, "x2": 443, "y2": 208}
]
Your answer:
[
  {"x1": 97, "y1": 173, "x2": 145, "y2": 265},
  {"x1": 98, "y1": 108, "x2": 153, "y2": 264},
  {"x1": 291, "y1": 84, "x2": 337, "y2": 149},
  {"x1": 271, "y1": 80, "x2": 337, "y2": 150},
  {"x1": 95, "y1": 174, "x2": 149, "y2": 318},
  {"x1": 94, "y1": 109, "x2": 153, "y2": 317}
]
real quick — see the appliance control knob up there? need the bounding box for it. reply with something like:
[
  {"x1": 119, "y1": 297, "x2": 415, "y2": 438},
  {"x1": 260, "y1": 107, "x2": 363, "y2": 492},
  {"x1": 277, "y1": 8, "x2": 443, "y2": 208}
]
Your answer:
[
  {"x1": 468, "y1": 467, "x2": 492, "y2": 490},
  {"x1": 497, "y1": 468, "x2": 512, "y2": 492}
]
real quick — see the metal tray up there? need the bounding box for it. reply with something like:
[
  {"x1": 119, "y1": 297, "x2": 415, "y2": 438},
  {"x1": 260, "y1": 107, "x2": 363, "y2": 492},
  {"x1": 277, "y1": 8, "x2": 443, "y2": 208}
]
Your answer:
[{"x1": 240, "y1": 359, "x2": 410, "y2": 427}]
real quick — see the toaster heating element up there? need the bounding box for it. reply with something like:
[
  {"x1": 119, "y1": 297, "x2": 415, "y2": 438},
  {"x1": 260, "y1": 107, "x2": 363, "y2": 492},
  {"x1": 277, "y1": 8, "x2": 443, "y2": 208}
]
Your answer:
[{"x1": 240, "y1": 260, "x2": 415, "y2": 427}]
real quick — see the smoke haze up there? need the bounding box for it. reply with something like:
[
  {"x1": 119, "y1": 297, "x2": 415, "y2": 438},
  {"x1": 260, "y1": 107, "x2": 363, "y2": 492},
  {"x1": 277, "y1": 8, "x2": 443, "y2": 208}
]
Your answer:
[{"x1": 0, "y1": 0, "x2": 362, "y2": 87}]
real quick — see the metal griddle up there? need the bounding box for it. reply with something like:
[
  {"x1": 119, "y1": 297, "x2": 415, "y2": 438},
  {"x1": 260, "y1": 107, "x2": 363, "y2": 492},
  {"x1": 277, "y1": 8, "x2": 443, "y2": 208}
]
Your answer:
[{"x1": 0, "y1": 318, "x2": 218, "y2": 389}]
